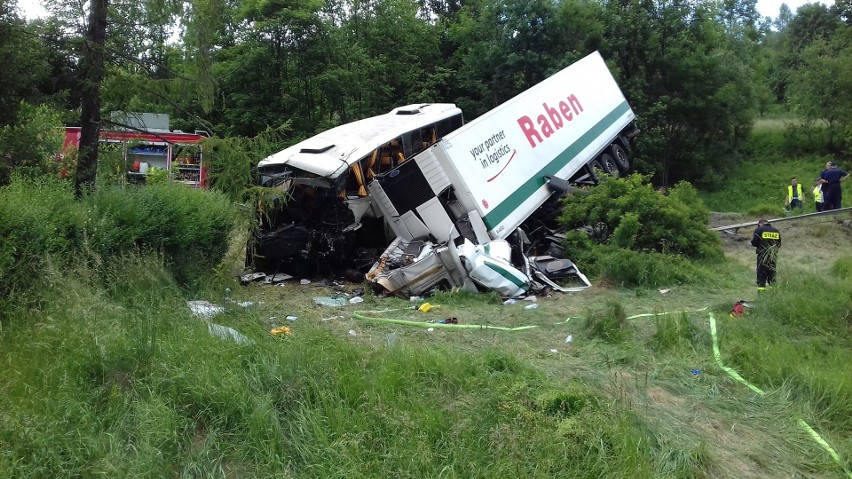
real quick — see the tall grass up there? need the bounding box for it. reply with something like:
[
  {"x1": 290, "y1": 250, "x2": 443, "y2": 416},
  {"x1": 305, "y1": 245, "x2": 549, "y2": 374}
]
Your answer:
[
  {"x1": 0, "y1": 176, "x2": 237, "y2": 318},
  {"x1": 721, "y1": 260, "x2": 852, "y2": 446},
  {"x1": 1, "y1": 255, "x2": 679, "y2": 478}
]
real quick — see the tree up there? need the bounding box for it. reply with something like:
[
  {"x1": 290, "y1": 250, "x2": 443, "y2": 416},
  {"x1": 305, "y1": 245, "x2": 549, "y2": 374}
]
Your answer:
[
  {"x1": 601, "y1": 0, "x2": 758, "y2": 187},
  {"x1": 0, "y1": 1, "x2": 51, "y2": 126},
  {"x1": 787, "y1": 33, "x2": 852, "y2": 149},
  {"x1": 74, "y1": 0, "x2": 108, "y2": 197}
]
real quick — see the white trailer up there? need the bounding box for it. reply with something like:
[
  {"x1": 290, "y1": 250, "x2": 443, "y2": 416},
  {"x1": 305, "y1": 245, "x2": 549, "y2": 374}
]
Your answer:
[{"x1": 367, "y1": 51, "x2": 637, "y2": 296}]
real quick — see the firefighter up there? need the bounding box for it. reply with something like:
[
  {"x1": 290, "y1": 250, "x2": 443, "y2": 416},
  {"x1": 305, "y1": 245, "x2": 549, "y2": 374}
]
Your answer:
[{"x1": 750, "y1": 219, "x2": 781, "y2": 291}]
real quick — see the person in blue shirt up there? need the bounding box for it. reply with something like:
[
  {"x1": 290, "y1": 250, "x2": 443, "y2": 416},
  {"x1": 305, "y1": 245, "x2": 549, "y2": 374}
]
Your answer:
[{"x1": 819, "y1": 162, "x2": 849, "y2": 210}]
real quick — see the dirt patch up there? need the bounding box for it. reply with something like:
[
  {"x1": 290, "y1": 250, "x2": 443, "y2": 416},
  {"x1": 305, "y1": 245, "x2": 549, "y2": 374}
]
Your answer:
[
  {"x1": 645, "y1": 386, "x2": 685, "y2": 408},
  {"x1": 714, "y1": 211, "x2": 852, "y2": 270},
  {"x1": 695, "y1": 419, "x2": 770, "y2": 479}
]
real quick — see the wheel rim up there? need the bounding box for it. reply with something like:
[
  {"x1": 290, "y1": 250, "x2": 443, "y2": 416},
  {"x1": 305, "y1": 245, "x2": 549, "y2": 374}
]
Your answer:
[
  {"x1": 611, "y1": 145, "x2": 630, "y2": 172},
  {"x1": 603, "y1": 156, "x2": 620, "y2": 178}
]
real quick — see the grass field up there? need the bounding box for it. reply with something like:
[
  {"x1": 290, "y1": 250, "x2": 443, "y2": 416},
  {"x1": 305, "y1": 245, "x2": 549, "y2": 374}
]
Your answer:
[{"x1": 1, "y1": 132, "x2": 851, "y2": 477}]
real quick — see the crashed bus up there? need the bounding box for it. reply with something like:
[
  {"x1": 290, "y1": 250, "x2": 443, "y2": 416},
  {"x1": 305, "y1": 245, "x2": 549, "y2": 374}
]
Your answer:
[{"x1": 249, "y1": 104, "x2": 463, "y2": 275}]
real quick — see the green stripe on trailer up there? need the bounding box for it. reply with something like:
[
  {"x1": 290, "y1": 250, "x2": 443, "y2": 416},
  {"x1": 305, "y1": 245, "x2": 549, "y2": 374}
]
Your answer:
[
  {"x1": 483, "y1": 260, "x2": 529, "y2": 291},
  {"x1": 482, "y1": 101, "x2": 631, "y2": 229}
]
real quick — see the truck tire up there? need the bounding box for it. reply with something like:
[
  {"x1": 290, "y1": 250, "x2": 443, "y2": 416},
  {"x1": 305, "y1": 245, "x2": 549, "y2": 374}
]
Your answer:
[
  {"x1": 609, "y1": 144, "x2": 630, "y2": 173},
  {"x1": 596, "y1": 153, "x2": 620, "y2": 178}
]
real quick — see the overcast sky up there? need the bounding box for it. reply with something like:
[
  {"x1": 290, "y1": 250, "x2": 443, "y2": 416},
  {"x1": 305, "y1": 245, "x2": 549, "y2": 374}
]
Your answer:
[{"x1": 14, "y1": 0, "x2": 834, "y2": 26}]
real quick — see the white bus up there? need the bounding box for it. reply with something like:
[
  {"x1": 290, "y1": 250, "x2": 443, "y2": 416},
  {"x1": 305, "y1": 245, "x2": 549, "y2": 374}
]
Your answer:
[{"x1": 250, "y1": 103, "x2": 464, "y2": 274}]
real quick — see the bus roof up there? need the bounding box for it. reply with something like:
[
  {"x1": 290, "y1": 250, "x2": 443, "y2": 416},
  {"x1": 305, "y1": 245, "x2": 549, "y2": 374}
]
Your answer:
[{"x1": 258, "y1": 103, "x2": 462, "y2": 178}]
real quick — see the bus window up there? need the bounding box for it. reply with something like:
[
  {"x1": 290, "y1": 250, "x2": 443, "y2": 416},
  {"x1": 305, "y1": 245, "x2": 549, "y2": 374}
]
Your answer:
[{"x1": 437, "y1": 114, "x2": 463, "y2": 137}]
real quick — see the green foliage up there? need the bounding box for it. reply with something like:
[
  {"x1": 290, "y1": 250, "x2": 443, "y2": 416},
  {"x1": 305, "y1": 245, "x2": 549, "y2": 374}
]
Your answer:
[
  {"x1": 0, "y1": 102, "x2": 65, "y2": 185},
  {"x1": 787, "y1": 33, "x2": 852, "y2": 149},
  {"x1": 0, "y1": 176, "x2": 84, "y2": 313},
  {"x1": 0, "y1": 6, "x2": 50, "y2": 126},
  {"x1": 558, "y1": 175, "x2": 722, "y2": 287},
  {"x1": 86, "y1": 182, "x2": 237, "y2": 288},
  {"x1": 698, "y1": 130, "x2": 843, "y2": 213},
  {"x1": 0, "y1": 177, "x2": 236, "y2": 314},
  {"x1": 723, "y1": 274, "x2": 852, "y2": 431},
  {"x1": 0, "y1": 259, "x2": 671, "y2": 478},
  {"x1": 601, "y1": 0, "x2": 757, "y2": 185},
  {"x1": 560, "y1": 175, "x2": 721, "y2": 261},
  {"x1": 202, "y1": 125, "x2": 291, "y2": 203},
  {"x1": 652, "y1": 313, "x2": 698, "y2": 352},
  {"x1": 145, "y1": 166, "x2": 168, "y2": 185},
  {"x1": 829, "y1": 256, "x2": 852, "y2": 280},
  {"x1": 595, "y1": 246, "x2": 710, "y2": 287},
  {"x1": 584, "y1": 301, "x2": 630, "y2": 343}
]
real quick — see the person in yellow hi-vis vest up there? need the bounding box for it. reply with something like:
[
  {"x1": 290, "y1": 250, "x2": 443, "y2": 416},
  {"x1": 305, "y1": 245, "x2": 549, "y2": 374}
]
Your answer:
[
  {"x1": 785, "y1": 177, "x2": 804, "y2": 211},
  {"x1": 813, "y1": 178, "x2": 824, "y2": 212}
]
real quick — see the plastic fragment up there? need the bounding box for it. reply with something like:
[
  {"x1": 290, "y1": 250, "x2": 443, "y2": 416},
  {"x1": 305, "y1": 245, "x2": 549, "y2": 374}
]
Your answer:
[
  {"x1": 313, "y1": 296, "x2": 347, "y2": 307},
  {"x1": 188, "y1": 300, "x2": 224, "y2": 319},
  {"x1": 208, "y1": 323, "x2": 254, "y2": 345},
  {"x1": 523, "y1": 303, "x2": 539, "y2": 310},
  {"x1": 271, "y1": 326, "x2": 292, "y2": 336}
]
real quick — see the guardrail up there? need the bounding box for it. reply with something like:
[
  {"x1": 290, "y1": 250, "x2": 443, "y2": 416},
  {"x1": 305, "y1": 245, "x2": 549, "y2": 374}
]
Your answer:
[{"x1": 711, "y1": 207, "x2": 852, "y2": 234}]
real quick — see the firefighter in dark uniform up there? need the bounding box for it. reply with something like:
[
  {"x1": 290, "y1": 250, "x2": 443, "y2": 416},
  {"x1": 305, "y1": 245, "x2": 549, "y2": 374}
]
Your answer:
[{"x1": 750, "y1": 219, "x2": 781, "y2": 291}]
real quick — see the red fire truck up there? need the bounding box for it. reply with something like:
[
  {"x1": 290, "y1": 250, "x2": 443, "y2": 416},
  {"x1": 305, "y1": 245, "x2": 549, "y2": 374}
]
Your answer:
[{"x1": 63, "y1": 126, "x2": 209, "y2": 187}]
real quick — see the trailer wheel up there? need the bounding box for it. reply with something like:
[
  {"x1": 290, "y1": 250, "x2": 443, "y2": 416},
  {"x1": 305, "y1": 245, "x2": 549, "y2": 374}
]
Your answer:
[
  {"x1": 609, "y1": 144, "x2": 630, "y2": 173},
  {"x1": 597, "y1": 153, "x2": 620, "y2": 178}
]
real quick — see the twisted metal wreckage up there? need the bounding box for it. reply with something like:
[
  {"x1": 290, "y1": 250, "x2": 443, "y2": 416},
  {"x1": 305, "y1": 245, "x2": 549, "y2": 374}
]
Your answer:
[{"x1": 248, "y1": 51, "x2": 637, "y2": 297}]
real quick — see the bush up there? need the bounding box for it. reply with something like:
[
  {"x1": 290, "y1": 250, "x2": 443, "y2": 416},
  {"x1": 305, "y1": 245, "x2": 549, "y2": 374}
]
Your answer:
[
  {"x1": 85, "y1": 183, "x2": 237, "y2": 288},
  {"x1": 1, "y1": 178, "x2": 237, "y2": 314},
  {"x1": 0, "y1": 176, "x2": 85, "y2": 313},
  {"x1": 0, "y1": 103, "x2": 65, "y2": 186},
  {"x1": 558, "y1": 175, "x2": 722, "y2": 287},
  {"x1": 559, "y1": 175, "x2": 723, "y2": 262},
  {"x1": 595, "y1": 246, "x2": 709, "y2": 287}
]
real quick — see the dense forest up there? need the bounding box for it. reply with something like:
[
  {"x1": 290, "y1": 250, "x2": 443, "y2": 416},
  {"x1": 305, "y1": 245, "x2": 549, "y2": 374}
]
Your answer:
[{"x1": 1, "y1": 0, "x2": 851, "y2": 193}]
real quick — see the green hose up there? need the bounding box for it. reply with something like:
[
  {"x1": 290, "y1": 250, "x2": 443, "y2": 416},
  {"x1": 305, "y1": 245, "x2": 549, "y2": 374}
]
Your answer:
[{"x1": 352, "y1": 312, "x2": 538, "y2": 332}]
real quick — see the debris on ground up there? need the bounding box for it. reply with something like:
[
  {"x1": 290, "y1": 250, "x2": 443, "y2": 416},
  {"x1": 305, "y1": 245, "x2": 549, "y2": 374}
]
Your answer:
[
  {"x1": 265, "y1": 273, "x2": 294, "y2": 284},
  {"x1": 314, "y1": 296, "x2": 348, "y2": 307},
  {"x1": 188, "y1": 300, "x2": 224, "y2": 319},
  {"x1": 270, "y1": 326, "x2": 292, "y2": 336},
  {"x1": 240, "y1": 272, "x2": 267, "y2": 284},
  {"x1": 208, "y1": 323, "x2": 254, "y2": 345},
  {"x1": 729, "y1": 300, "x2": 751, "y2": 317}
]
